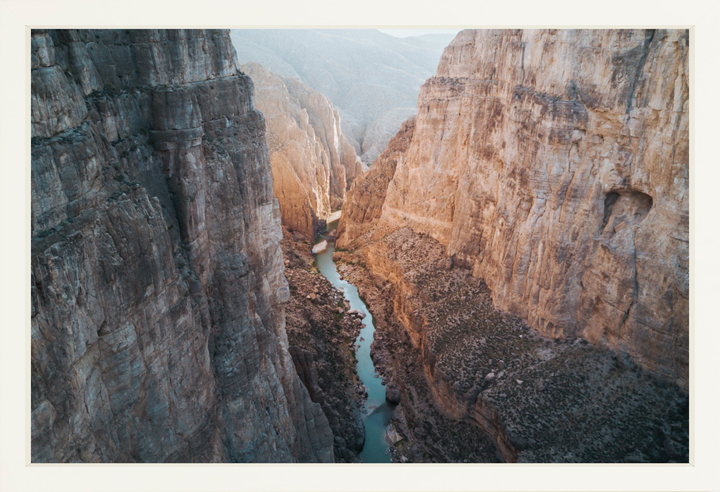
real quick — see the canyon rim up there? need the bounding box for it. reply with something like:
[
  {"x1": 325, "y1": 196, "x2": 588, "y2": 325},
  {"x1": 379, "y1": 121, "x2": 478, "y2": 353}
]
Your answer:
[{"x1": 30, "y1": 28, "x2": 689, "y2": 464}]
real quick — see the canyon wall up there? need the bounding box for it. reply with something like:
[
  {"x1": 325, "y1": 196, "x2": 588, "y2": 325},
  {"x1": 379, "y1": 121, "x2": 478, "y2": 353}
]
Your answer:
[
  {"x1": 241, "y1": 63, "x2": 365, "y2": 239},
  {"x1": 31, "y1": 29, "x2": 333, "y2": 462},
  {"x1": 336, "y1": 117, "x2": 415, "y2": 248},
  {"x1": 338, "y1": 29, "x2": 689, "y2": 387}
]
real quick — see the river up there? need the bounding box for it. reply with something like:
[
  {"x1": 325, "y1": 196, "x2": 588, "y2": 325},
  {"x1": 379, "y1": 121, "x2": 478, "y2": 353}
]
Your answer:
[{"x1": 313, "y1": 214, "x2": 394, "y2": 463}]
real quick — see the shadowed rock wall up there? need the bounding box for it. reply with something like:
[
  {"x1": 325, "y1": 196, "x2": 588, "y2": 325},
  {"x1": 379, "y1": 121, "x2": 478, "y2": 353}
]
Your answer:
[{"x1": 31, "y1": 29, "x2": 333, "y2": 463}]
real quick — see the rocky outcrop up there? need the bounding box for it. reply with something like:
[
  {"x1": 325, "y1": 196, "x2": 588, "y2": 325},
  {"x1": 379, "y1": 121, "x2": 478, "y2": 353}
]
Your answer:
[
  {"x1": 335, "y1": 228, "x2": 688, "y2": 463},
  {"x1": 336, "y1": 117, "x2": 415, "y2": 249},
  {"x1": 31, "y1": 29, "x2": 333, "y2": 462},
  {"x1": 240, "y1": 63, "x2": 365, "y2": 239},
  {"x1": 337, "y1": 29, "x2": 689, "y2": 387},
  {"x1": 231, "y1": 29, "x2": 453, "y2": 164}
]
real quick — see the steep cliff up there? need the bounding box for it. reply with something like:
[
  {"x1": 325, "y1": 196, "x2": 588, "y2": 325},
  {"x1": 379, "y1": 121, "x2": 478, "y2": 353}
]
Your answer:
[
  {"x1": 336, "y1": 117, "x2": 415, "y2": 248},
  {"x1": 31, "y1": 29, "x2": 333, "y2": 463},
  {"x1": 338, "y1": 29, "x2": 689, "y2": 387},
  {"x1": 241, "y1": 63, "x2": 365, "y2": 239}
]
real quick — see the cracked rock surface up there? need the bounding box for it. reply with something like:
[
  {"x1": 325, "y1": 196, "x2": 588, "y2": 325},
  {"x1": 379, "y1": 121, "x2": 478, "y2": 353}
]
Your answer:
[{"x1": 31, "y1": 29, "x2": 333, "y2": 463}]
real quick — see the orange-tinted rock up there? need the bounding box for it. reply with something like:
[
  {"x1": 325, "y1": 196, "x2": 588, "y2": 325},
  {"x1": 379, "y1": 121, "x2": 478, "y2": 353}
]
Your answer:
[
  {"x1": 242, "y1": 63, "x2": 365, "y2": 239},
  {"x1": 339, "y1": 29, "x2": 689, "y2": 387},
  {"x1": 336, "y1": 117, "x2": 415, "y2": 249}
]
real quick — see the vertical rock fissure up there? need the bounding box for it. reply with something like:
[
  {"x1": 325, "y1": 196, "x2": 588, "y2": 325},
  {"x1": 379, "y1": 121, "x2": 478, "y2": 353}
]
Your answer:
[
  {"x1": 31, "y1": 29, "x2": 334, "y2": 463},
  {"x1": 625, "y1": 29, "x2": 656, "y2": 115}
]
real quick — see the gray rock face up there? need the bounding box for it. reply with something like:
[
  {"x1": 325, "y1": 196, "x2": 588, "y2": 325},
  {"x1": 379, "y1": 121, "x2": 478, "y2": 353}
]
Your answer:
[{"x1": 31, "y1": 29, "x2": 333, "y2": 463}]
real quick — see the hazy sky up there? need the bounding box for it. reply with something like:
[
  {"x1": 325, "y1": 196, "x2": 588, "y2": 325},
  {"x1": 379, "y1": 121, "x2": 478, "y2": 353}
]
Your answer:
[{"x1": 378, "y1": 29, "x2": 463, "y2": 38}]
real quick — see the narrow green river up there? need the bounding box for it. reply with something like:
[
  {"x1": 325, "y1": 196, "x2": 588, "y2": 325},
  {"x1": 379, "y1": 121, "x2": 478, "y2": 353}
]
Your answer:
[{"x1": 314, "y1": 215, "x2": 394, "y2": 463}]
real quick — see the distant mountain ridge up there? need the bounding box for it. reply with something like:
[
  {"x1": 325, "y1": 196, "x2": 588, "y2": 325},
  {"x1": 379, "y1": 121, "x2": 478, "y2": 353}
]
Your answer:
[{"x1": 231, "y1": 29, "x2": 456, "y2": 164}]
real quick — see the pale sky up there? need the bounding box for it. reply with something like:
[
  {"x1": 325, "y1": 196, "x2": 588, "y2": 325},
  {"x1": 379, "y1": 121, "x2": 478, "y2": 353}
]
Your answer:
[{"x1": 378, "y1": 29, "x2": 463, "y2": 38}]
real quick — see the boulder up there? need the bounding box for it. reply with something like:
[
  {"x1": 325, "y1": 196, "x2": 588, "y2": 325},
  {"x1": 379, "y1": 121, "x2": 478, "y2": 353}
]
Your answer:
[{"x1": 385, "y1": 384, "x2": 402, "y2": 404}]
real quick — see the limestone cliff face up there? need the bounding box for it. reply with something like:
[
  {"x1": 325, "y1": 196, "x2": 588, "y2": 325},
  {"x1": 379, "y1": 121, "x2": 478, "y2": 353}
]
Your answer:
[
  {"x1": 240, "y1": 63, "x2": 365, "y2": 239},
  {"x1": 336, "y1": 117, "x2": 415, "y2": 248},
  {"x1": 338, "y1": 29, "x2": 689, "y2": 386},
  {"x1": 31, "y1": 29, "x2": 333, "y2": 463}
]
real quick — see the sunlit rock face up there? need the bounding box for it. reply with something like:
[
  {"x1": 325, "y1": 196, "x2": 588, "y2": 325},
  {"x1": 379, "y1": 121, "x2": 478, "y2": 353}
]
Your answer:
[
  {"x1": 336, "y1": 116, "x2": 416, "y2": 249},
  {"x1": 339, "y1": 29, "x2": 689, "y2": 387},
  {"x1": 241, "y1": 63, "x2": 365, "y2": 239},
  {"x1": 31, "y1": 29, "x2": 333, "y2": 463}
]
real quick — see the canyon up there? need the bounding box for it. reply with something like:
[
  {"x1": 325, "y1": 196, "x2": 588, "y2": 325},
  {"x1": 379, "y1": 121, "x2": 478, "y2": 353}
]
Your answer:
[
  {"x1": 30, "y1": 28, "x2": 690, "y2": 464},
  {"x1": 232, "y1": 29, "x2": 455, "y2": 164},
  {"x1": 336, "y1": 29, "x2": 689, "y2": 462}
]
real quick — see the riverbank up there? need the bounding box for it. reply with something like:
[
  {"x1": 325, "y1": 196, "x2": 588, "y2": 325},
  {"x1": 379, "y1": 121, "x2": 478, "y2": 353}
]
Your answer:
[
  {"x1": 333, "y1": 227, "x2": 689, "y2": 463},
  {"x1": 281, "y1": 228, "x2": 365, "y2": 462},
  {"x1": 314, "y1": 214, "x2": 395, "y2": 463}
]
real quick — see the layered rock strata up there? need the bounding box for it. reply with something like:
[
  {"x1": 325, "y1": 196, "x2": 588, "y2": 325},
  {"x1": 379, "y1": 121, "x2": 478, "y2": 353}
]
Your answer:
[
  {"x1": 31, "y1": 29, "x2": 333, "y2": 462},
  {"x1": 338, "y1": 29, "x2": 689, "y2": 387},
  {"x1": 242, "y1": 63, "x2": 365, "y2": 239}
]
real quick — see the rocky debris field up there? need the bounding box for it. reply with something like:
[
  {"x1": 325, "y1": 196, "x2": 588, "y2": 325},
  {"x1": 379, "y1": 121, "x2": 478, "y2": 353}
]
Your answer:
[
  {"x1": 281, "y1": 229, "x2": 366, "y2": 462},
  {"x1": 373, "y1": 326, "x2": 502, "y2": 463},
  {"x1": 335, "y1": 227, "x2": 689, "y2": 463}
]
